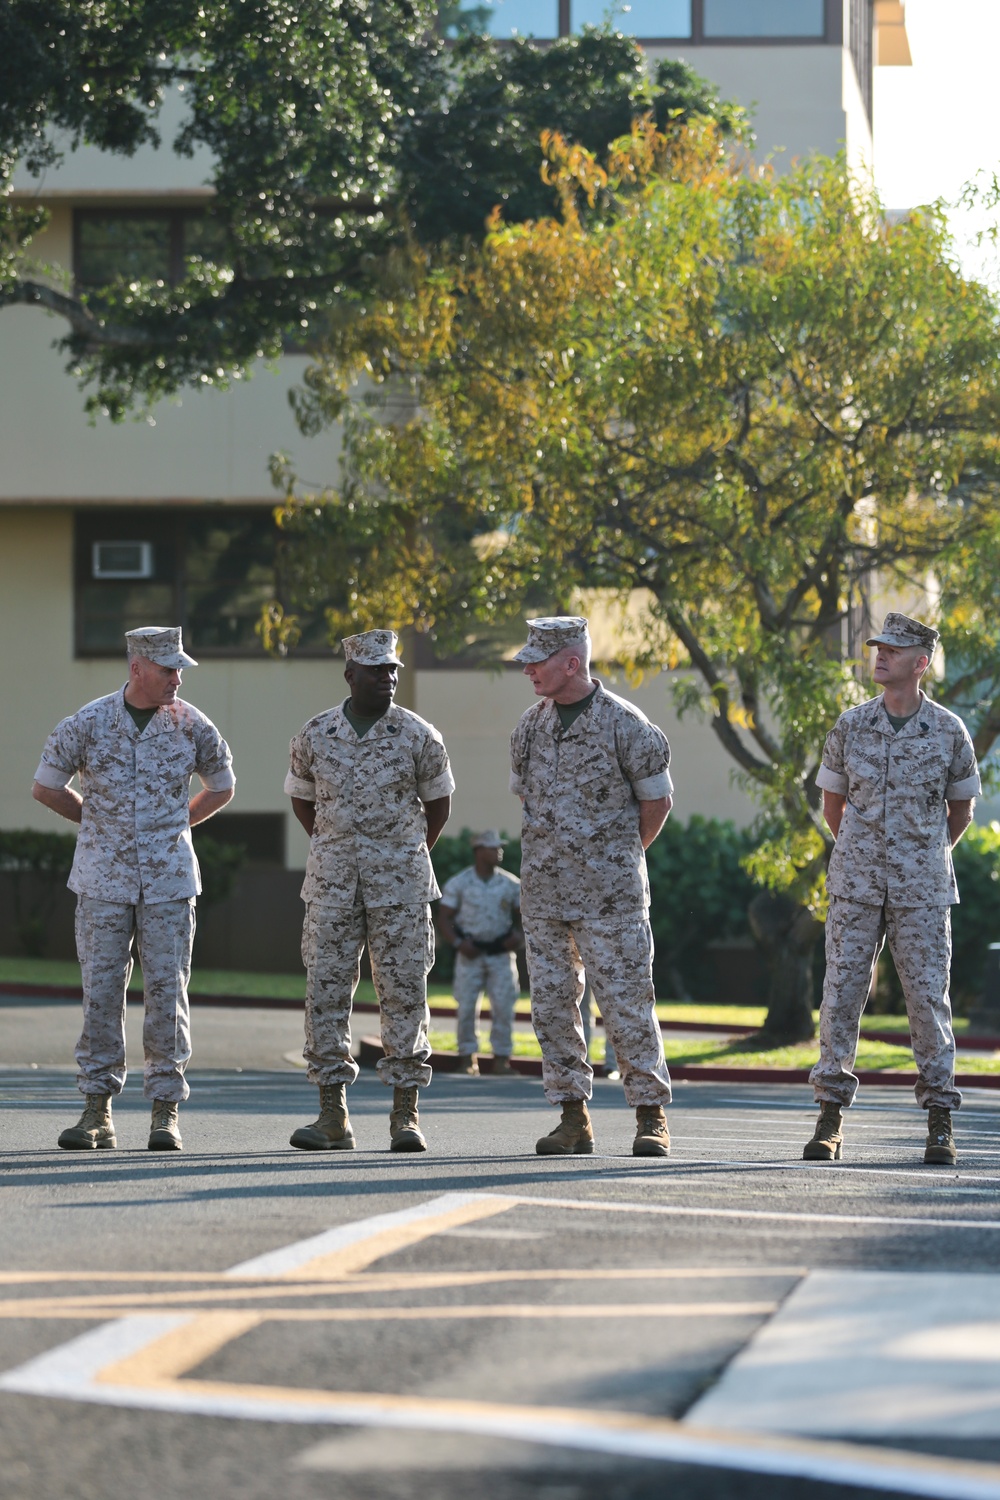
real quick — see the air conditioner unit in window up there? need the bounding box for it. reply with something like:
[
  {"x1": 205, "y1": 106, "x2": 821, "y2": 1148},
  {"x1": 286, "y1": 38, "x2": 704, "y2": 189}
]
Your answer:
[{"x1": 92, "y1": 541, "x2": 154, "y2": 580}]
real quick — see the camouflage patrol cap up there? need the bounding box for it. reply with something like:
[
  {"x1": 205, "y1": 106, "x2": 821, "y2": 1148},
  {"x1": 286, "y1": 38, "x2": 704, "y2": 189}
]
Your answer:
[
  {"x1": 513, "y1": 616, "x2": 590, "y2": 665},
  {"x1": 865, "y1": 612, "x2": 939, "y2": 654},
  {"x1": 471, "y1": 829, "x2": 505, "y2": 849},
  {"x1": 342, "y1": 629, "x2": 404, "y2": 667},
  {"x1": 125, "y1": 626, "x2": 197, "y2": 669}
]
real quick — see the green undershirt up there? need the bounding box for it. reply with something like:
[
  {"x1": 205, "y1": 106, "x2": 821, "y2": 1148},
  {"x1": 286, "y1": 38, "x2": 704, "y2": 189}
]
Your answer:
[
  {"x1": 123, "y1": 695, "x2": 157, "y2": 734},
  {"x1": 886, "y1": 709, "x2": 918, "y2": 734},
  {"x1": 555, "y1": 684, "x2": 599, "y2": 730},
  {"x1": 343, "y1": 700, "x2": 388, "y2": 739}
]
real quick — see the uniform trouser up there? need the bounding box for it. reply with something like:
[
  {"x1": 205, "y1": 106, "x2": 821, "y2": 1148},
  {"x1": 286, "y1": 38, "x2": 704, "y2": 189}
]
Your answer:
[
  {"x1": 809, "y1": 898, "x2": 961, "y2": 1111},
  {"x1": 580, "y1": 980, "x2": 619, "y2": 1073},
  {"x1": 74, "y1": 895, "x2": 195, "y2": 1102},
  {"x1": 453, "y1": 950, "x2": 519, "y2": 1057},
  {"x1": 302, "y1": 900, "x2": 434, "y2": 1089},
  {"x1": 524, "y1": 913, "x2": 671, "y2": 1107}
]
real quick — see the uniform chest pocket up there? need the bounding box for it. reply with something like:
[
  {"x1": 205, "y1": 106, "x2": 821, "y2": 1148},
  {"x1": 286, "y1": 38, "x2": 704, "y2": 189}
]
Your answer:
[
  {"x1": 371, "y1": 753, "x2": 414, "y2": 789},
  {"x1": 898, "y1": 744, "x2": 947, "y2": 792},
  {"x1": 146, "y1": 734, "x2": 197, "y2": 782},
  {"x1": 844, "y1": 741, "x2": 886, "y2": 810},
  {"x1": 570, "y1": 752, "x2": 632, "y2": 814}
]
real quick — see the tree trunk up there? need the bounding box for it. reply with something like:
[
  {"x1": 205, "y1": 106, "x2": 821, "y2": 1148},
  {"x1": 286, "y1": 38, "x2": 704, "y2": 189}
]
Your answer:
[{"x1": 747, "y1": 891, "x2": 822, "y2": 1044}]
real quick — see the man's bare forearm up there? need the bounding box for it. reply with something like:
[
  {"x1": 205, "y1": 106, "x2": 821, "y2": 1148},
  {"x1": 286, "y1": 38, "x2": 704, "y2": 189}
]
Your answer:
[
  {"x1": 32, "y1": 781, "x2": 82, "y2": 825},
  {"x1": 189, "y1": 787, "x2": 234, "y2": 826},
  {"x1": 947, "y1": 798, "x2": 974, "y2": 848},
  {"x1": 823, "y1": 791, "x2": 846, "y2": 840},
  {"x1": 291, "y1": 796, "x2": 316, "y2": 838},
  {"x1": 423, "y1": 795, "x2": 451, "y2": 850},
  {"x1": 639, "y1": 795, "x2": 671, "y2": 850}
]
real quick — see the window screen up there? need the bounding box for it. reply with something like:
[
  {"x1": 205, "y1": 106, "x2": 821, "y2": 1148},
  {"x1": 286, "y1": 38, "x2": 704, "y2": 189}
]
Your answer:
[
  {"x1": 703, "y1": 0, "x2": 825, "y2": 36},
  {"x1": 571, "y1": 0, "x2": 692, "y2": 35},
  {"x1": 446, "y1": 0, "x2": 559, "y2": 37}
]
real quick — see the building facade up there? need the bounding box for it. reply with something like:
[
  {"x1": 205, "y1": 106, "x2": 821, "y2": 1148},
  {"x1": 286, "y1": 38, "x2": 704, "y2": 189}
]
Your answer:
[{"x1": 0, "y1": 2, "x2": 914, "y2": 964}]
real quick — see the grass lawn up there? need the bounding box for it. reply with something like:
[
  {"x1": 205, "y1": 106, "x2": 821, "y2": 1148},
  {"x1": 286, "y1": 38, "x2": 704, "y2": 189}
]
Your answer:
[
  {"x1": 427, "y1": 1028, "x2": 1000, "y2": 1074},
  {"x1": 2, "y1": 957, "x2": 985, "y2": 1067}
]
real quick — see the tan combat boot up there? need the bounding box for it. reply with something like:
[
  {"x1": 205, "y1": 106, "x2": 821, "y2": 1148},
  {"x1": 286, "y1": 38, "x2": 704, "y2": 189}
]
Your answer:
[
  {"x1": 633, "y1": 1105, "x2": 670, "y2": 1157},
  {"x1": 58, "y1": 1094, "x2": 116, "y2": 1151},
  {"x1": 536, "y1": 1099, "x2": 594, "y2": 1156},
  {"x1": 491, "y1": 1055, "x2": 517, "y2": 1077},
  {"x1": 390, "y1": 1086, "x2": 427, "y2": 1152},
  {"x1": 924, "y1": 1104, "x2": 957, "y2": 1166},
  {"x1": 803, "y1": 1102, "x2": 843, "y2": 1161},
  {"x1": 289, "y1": 1084, "x2": 357, "y2": 1151},
  {"x1": 148, "y1": 1100, "x2": 183, "y2": 1151},
  {"x1": 455, "y1": 1054, "x2": 480, "y2": 1076}
]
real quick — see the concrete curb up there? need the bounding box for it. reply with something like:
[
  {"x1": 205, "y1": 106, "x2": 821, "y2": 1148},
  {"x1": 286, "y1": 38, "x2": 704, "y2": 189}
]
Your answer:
[
  {"x1": 355, "y1": 1036, "x2": 1000, "y2": 1090},
  {"x1": 5, "y1": 984, "x2": 998, "y2": 1079}
]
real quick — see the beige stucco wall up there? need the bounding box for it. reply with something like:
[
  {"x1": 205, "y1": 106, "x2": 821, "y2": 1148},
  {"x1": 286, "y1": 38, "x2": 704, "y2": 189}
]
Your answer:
[
  {"x1": 0, "y1": 508, "x2": 760, "y2": 872},
  {"x1": 648, "y1": 43, "x2": 872, "y2": 169},
  {"x1": 0, "y1": 301, "x2": 342, "y2": 505}
]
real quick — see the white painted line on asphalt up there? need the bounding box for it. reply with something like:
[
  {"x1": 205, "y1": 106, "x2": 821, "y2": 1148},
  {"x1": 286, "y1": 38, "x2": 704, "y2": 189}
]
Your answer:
[
  {"x1": 226, "y1": 1192, "x2": 511, "y2": 1277},
  {"x1": 4, "y1": 1193, "x2": 1000, "y2": 1500},
  {"x1": 502, "y1": 1192, "x2": 1000, "y2": 1232},
  {"x1": 6, "y1": 1318, "x2": 1000, "y2": 1500},
  {"x1": 660, "y1": 1157, "x2": 1000, "y2": 1186},
  {"x1": 688, "y1": 1270, "x2": 1000, "y2": 1439}
]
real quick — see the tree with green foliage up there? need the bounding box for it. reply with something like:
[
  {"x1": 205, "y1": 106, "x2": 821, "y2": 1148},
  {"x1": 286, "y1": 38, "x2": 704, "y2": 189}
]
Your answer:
[
  {"x1": 271, "y1": 120, "x2": 1000, "y2": 1041},
  {"x1": 0, "y1": 3, "x2": 745, "y2": 418}
]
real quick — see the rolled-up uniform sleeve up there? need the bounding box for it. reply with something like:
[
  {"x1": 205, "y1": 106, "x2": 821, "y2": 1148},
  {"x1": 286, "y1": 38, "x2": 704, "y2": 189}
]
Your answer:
[
  {"x1": 195, "y1": 721, "x2": 236, "y2": 792},
  {"x1": 33, "y1": 717, "x2": 82, "y2": 789},
  {"x1": 816, "y1": 763, "x2": 849, "y2": 794},
  {"x1": 815, "y1": 720, "x2": 848, "y2": 795},
  {"x1": 284, "y1": 732, "x2": 316, "y2": 801},
  {"x1": 416, "y1": 731, "x2": 456, "y2": 802},
  {"x1": 633, "y1": 769, "x2": 674, "y2": 800},
  {"x1": 622, "y1": 720, "x2": 672, "y2": 801},
  {"x1": 946, "y1": 726, "x2": 981, "y2": 800}
]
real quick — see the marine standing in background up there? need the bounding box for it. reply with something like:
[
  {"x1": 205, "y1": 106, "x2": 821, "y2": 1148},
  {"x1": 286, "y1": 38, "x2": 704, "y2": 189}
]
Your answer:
[
  {"x1": 32, "y1": 627, "x2": 235, "y2": 1151},
  {"x1": 285, "y1": 629, "x2": 455, "y2": 1153},
  {"x1": 510, "y1": 617, "x2": 675, "y2": 1157},
  {"x1": 808, "y1": 613, "x2": 981, "y2": 1166},
  {"x1": 437, "y1": 829, "x2": 522, "y2": 1077}
]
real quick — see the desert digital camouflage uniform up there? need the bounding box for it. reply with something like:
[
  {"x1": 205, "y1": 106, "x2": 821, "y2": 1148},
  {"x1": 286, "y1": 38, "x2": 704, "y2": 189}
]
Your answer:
[
  {"x1": 34, "y1": 688, "x2": 234, "y2": 1100},
  {"x1": 285, "y1": 701, "x2": 455, "y2": 1088},
  {"x1": 812, "y1": 690, "x2": 981, "y2": 1109},
  {"x1": 440, "y1": 863, "x2": 521, "y2": 1058},
  {"x1": 510, "y1": 679, "x2": 673, "y2": 1107}
]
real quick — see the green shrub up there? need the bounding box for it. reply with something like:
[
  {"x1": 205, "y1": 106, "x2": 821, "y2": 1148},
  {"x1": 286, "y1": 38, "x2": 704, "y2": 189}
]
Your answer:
[
  {"x1": 951, "y1": 822, "x2": 1000, "y2": 1005},
  {"x1": 645, "y1": 816, "x2": 762, "y2": 997},
  {"x1": 191, "y1": 832, "x2": 247, "y2": 911},
  {"x1": 0, "y1": 828, "x2": 78, "y2": 956},
  {"x1": 430, "y1": 818, "x2": 761, "y2": 995}
]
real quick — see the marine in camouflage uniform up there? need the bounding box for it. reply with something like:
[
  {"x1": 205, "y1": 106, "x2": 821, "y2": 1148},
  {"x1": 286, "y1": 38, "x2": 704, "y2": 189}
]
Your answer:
[
  {"x1": 808, "y1": 612, "x2": 981, "y2": 1166},
  {"x1": 510, "y1": 617, "x2": 674, "y2": 1158},
  {"x1": 32, "y1": 627, "x2": 235, "y2": 1151},
  {"x1": 285, "y1": 629, "x2": 455, "y2": 1153},
  {"x1": 438, "y1": 830, "x2": 522, "y2": 1074}
]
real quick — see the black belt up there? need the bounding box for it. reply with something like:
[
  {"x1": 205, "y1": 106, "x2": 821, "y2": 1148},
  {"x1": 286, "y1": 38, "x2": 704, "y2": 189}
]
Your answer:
[{"x1": 454, "y1": 923, "x2": 513, "y2": 957}]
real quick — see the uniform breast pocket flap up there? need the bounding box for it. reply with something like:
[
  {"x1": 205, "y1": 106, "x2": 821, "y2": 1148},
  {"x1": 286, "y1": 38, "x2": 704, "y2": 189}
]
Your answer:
[{"x1": 372, "y1": 755, "x2": 413, "y2": 788}]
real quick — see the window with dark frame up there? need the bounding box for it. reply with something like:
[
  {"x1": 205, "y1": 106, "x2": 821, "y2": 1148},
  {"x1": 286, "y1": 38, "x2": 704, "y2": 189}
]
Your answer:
[
  {"x1": 74, "y1": 208, "x2": 227, "y2": 290},
  {"x1": 446, "y1": 0, "x2": 841, "y2": 42},
  {"x1": 73, "y1": 509, "x2": 329, "y2": 659}
]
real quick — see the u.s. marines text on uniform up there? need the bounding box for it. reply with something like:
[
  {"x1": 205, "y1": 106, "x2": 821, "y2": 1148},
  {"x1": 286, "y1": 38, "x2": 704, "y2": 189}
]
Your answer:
[
  {"x1": 285, "y1": 628, "x2": 455, "y2": 1152},
  {"x1": 32, "y1": 626, "x2": 235, "y2": 1151},
  {"x1": 510, "y1": 616, "x2": 675, "y2": 1157},
  {"x1": 807, "y1": 613, "x2": 980, "y2": 1166}
]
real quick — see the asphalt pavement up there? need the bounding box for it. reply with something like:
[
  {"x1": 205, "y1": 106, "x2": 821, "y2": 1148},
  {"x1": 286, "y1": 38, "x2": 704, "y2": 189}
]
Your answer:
[{"x1": 1, "y1": 1002, "x2": 1000, "y2": 1500}]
